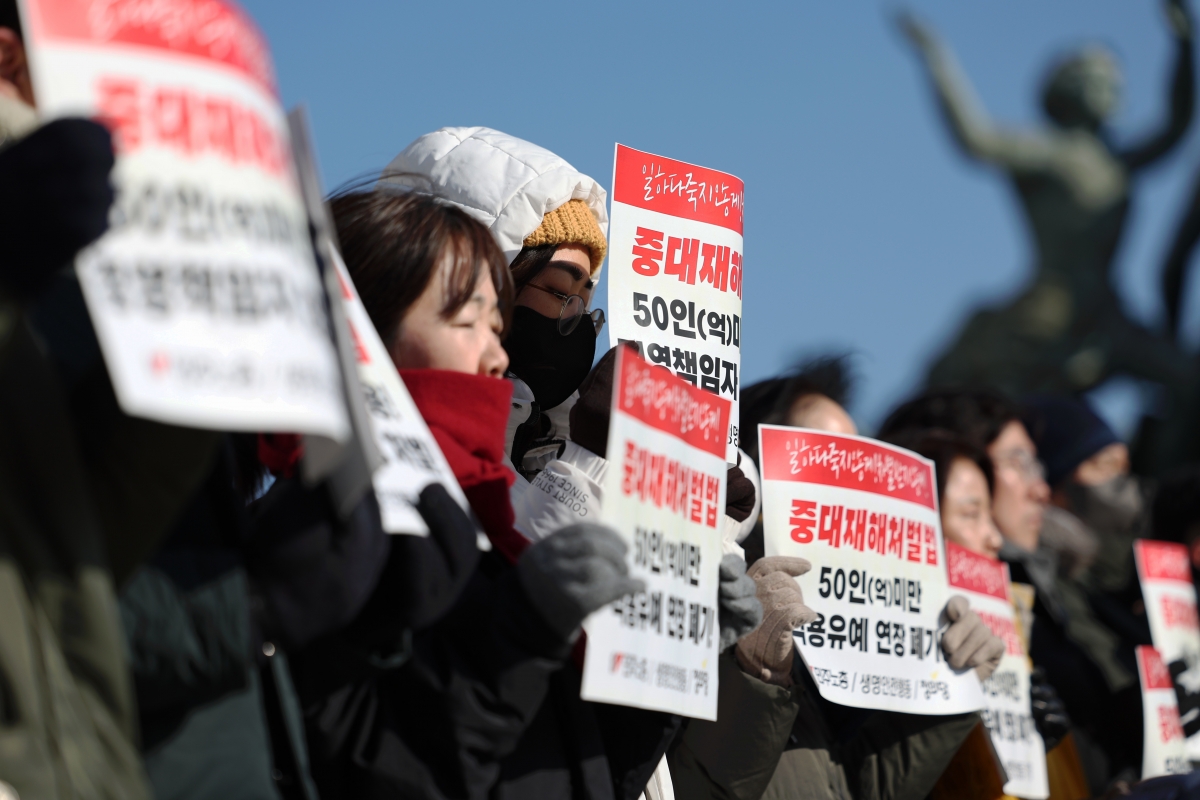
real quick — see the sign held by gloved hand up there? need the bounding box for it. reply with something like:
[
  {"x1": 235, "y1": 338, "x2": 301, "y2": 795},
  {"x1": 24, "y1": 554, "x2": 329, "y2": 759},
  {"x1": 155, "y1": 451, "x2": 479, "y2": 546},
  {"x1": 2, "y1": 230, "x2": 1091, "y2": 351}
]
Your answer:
[
  {"x1": 580, "y1": 346, "x2": 728, "y2": 720},
  {"x1": 759, "y1": 425, "x2": 986, "y2": 715}
]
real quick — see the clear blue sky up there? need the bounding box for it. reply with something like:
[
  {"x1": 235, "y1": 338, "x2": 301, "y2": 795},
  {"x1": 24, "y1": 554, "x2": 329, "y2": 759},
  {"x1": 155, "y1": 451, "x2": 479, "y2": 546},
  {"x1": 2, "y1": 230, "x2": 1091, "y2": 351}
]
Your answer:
[{"x1": 242, "y1": 0, "x2": 1200, "y2": 437}]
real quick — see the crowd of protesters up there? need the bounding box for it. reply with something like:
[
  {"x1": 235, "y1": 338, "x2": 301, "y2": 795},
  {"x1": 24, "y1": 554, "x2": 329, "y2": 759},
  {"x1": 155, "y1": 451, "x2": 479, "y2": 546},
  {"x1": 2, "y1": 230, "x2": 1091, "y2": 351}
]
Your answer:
[{"x1": 5, "y1": 2, "x2": 1200, "y2": 799}]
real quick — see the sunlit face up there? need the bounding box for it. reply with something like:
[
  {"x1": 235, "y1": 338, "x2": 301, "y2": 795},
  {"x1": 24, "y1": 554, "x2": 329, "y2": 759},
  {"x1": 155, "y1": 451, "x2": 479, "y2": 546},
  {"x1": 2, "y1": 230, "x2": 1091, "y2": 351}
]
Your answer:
[
  {"x1": 786, "y1": 394, "x2": 857, "y2": 435},
  {"x1": 941, "y1": 458, "x2": 1004, "y2": 560},
  {"x1": 514, "y1": 243, "x2": 594, "y2": 319},
  {"x1": 389, "y1": 256, "x2": 507, "y2": 377},
  {"x1": 987, "y1": 421, "x2": 1050, "y2": 553}
]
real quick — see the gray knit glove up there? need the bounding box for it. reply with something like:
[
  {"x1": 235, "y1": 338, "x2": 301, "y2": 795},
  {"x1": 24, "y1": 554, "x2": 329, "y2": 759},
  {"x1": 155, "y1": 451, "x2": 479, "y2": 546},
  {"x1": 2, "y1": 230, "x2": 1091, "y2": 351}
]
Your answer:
[
  {"x1": 517, "y1": 523, "x2": 645, "y2": 641},
  {"x1": 942, "y1": 595, "x2": 1006, "y2": 680},
  {"x1": 719, "y1": 554, "x2": 763, "y2": 652}
]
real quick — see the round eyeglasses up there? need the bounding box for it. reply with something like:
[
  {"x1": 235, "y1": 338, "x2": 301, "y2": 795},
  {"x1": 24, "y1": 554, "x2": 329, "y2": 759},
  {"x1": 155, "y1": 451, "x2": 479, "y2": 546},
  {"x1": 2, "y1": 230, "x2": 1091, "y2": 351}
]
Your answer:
[{"x1": 524, "y1": 283, "x2": 606, "y2": 336}]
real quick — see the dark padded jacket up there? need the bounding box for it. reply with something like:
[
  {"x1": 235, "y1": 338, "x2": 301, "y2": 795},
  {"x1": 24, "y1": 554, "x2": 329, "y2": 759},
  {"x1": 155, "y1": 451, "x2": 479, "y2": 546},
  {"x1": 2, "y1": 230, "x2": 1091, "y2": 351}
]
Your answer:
[{"x1": 669, "y1": 654, "x2": 978, "y2": 800}]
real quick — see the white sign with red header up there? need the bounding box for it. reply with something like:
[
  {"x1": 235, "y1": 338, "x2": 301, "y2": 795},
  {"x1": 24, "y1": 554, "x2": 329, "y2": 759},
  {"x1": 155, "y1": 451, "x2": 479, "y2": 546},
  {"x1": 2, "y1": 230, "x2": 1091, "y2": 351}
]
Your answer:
[
  {"x1": 758, "y1": 425, "x2": 985, "y2": 714},
  {"x1": 328, "y1": 249, "x2": 472, "y2": 535},
  {"x1": 1133, "y1": 540, "x2": 1200, "y2": 759},
  {"x1": 19, "y1": 0, "x2": 348, "y2": 437},
  {"x1": 946, "y1": 542, "x2": 1049, "y2": 799},
  {"x1": 580, "y1": 347, "x2": 729, "y2": 720},
  {"x1": 606, "y1": 144, "x2": 743, "y2": 462},
  {"x1": 1137, "y1": 646, "x2": 1190, "y2": 778}
]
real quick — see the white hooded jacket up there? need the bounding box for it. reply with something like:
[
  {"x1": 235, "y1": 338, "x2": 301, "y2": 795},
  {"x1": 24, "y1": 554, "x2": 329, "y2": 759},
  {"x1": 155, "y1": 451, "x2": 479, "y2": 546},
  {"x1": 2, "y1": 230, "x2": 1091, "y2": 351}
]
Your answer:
[{"x1": 383, "y1": 126, "x2": 608, "y2": 268}]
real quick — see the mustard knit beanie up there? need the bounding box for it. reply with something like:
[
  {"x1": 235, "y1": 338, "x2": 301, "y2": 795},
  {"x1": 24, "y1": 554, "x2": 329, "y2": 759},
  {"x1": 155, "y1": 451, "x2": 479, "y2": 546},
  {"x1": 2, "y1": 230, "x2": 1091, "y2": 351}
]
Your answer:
[{"x1": 522, "y1": 199, "x2": 608, "y2": 276}]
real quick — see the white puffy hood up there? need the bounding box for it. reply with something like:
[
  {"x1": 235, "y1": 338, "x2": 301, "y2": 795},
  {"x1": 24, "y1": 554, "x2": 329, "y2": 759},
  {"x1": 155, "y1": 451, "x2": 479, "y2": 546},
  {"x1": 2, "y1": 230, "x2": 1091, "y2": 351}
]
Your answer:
[{"x1": 382, "y1": 126, "x2": 608, "y2": 270}]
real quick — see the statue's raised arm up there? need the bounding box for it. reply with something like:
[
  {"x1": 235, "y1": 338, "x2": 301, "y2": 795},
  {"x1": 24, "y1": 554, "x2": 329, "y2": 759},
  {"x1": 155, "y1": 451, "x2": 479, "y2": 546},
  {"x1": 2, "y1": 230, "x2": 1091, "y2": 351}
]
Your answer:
[
  {"x1": 1121, "y1": 0, "x2": 1195, "y2": 171},
  {"x1": 897, "y1": 11, "x2": 1055, "y2": 172}
]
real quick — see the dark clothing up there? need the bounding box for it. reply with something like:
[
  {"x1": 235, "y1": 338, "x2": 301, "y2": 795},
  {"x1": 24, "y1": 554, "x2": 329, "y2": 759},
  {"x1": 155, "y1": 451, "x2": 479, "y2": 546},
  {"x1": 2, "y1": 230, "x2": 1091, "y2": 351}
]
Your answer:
[
  {"x1": 669, "y1": 654, "x2": 978, "y2": 800},
  {"x1": 296, "y1": 370, "x2": 678, "y2": 799},
  {"x1": 1001, "y1": 542, "x2": 1143, "y2": 791}
]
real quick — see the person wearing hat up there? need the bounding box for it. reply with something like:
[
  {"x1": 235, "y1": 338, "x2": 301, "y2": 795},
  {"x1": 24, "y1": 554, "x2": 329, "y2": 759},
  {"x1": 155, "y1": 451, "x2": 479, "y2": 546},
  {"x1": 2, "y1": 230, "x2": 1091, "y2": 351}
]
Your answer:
[{"x1": 384, "y1": 127, "x2": 609, "y2": 485}]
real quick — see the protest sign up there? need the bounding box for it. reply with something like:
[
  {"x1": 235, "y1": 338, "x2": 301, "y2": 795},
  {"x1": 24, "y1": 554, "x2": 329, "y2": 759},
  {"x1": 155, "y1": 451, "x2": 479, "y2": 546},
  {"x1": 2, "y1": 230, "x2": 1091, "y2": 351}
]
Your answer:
[
  {"x1": 327, "y1": 247, "x2": 476, "y2": 535},
  {"x1": 758, "y1": 425, "x2": 985, "y2": 714},
  {"x1": 1137, "y1": 645, "x2": 1190, "y2": 778},
  {"x1": 1134, "y1": 540, "x2": 1200, "y2": 755},
  {"x1": 18, "y1": 0, "x2": 348, "y2": 439},
  {"x1": 606, "y1": 144, "x2": 743, "y2": 463},
  {"x1": 946, "y1": 541, "x2": 1048, "y2": 799},
  {"x1": 580, "y1": 347, "x2": 728, "y2": 719}
]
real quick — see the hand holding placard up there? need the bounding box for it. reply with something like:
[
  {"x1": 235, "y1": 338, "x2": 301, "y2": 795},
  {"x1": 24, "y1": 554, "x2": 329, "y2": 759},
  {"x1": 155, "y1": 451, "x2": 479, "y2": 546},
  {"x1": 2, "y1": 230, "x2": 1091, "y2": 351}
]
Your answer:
[
  {"x1": 735, "y1": 556, "x2": 816, "y2": 686},
  {"x1": 942, "y1": 596, "x2": 1005, "y2": 680}
]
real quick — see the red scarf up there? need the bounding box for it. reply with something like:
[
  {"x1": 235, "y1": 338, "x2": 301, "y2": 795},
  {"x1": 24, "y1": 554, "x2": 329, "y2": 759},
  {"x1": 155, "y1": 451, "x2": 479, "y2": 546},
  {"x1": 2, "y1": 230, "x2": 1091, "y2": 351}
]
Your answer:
[{"x1": 401, "y1": 369, "x2": 530, "y2": 565}]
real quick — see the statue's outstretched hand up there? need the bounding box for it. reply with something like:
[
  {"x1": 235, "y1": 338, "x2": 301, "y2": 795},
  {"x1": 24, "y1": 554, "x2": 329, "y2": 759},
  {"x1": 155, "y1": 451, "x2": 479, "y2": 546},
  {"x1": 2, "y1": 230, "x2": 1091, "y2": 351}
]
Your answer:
[
  {"x1": 1167, "y1": 0, "x2": 1194, "y2": 40},
  {"x1": 896, "y1": 10, "x2": 936, "y2": 52}
]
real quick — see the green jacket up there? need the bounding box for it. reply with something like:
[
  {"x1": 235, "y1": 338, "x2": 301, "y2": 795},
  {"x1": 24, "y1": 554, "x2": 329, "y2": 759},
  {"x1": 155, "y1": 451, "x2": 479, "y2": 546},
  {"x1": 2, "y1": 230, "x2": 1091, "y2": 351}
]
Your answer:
[
  {"x1": 669, "y1": 654, "x2": 978, "y2": 800},
  {"x1": 0, "y1": 315, "x2": 217, "y2": 799}
]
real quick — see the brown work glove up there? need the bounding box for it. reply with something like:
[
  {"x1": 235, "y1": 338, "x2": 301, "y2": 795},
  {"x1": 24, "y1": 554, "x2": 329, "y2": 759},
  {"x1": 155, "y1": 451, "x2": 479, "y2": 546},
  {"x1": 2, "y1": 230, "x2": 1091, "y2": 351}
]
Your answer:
[
  {"x1": 735, "y1": 556, "x2": 817, "y2": 687},
  {"x1": 941, "y1": 595, "x2": 1006, "y2": 680}
]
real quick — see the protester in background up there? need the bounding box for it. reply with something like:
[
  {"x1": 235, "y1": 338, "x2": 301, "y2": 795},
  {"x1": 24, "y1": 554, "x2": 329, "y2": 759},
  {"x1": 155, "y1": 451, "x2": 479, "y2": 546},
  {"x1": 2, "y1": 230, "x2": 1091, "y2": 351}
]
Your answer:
[
  {"x1": 383, "y1": 126, "x2": 608, "y2": 484},
  {"x1": 1023, "y1": 394, "x2": 1149, "y2": 598},
  {"x1": 294, "y1": 187, "x2": 644, "y2": 799},
  {"x1": 902, "y1": 430, "x2": 1074, "y2": 756},
  {"x1": 665, "y1": 380, "x2": 1000, "y2": 800},
  {"x1": 879, "y1": 389, "x2": 1142, "y2": 792}
]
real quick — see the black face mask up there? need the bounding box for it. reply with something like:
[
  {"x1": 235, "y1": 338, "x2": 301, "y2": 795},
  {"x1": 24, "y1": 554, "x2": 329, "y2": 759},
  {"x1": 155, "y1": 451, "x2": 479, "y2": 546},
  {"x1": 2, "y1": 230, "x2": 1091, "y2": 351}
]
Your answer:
[{"x1": 504, "y1": 306, "x2": 597, "y2": 411}]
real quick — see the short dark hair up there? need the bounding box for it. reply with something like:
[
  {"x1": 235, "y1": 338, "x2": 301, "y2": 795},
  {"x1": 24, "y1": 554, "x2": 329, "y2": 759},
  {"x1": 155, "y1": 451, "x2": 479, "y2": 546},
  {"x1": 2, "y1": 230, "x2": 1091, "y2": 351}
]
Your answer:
[
  {"x1": 330, "y1": 189, "x2": 513, "y2": 346},
  {"x1": 508, "y1": 243, "x2": 559, "y2": 295},
  {"x1": 0, "y1": 0, "x2": 20, "y2": 38},
  {"x1": 878, "y1": 389, "x2": 1020, "y2": 452},
  {"x1": 883, "y1": 428, "x2": 994, "y2": 504},
  {"x1": 739, "y1": 354, "x2": 854, "y2": 461}
]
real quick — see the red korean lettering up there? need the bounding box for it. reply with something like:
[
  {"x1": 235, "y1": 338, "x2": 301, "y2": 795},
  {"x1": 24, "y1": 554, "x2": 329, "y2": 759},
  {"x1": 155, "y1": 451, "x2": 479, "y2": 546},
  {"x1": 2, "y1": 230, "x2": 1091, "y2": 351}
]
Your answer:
[
  {"x1": 621, "y1": 441, "x2": 638, "y2": 496},
  {"x1": 665, "y1": 237, "x2": 699, "y2": 285},
  {"x1": 632, "y1": 228, "x2": 665, "y2": 276},
  {"x1": 704, "y1": 474, "x2": 719, "y2": 528},
  {"x1": 819, "y1": 504, "x2": 844, "y2": 548},
  {"x1": 923, "y1": 524, "x2": 938, "y2": 565},
  {"x1": 689, "y1": 470, "x2": 704, "y2": 524},
  {"x1": 96, "y1": 77, "x2": 142, "y2": 152},
  {"x1": 887, "y1": 517, "x2": 903, "y2": 558},
  {"x1": 790, "y1": 499, "x2": 817, "y2": 543},
  {"x1": 905, "y1": 519, "x2": 922, "y2": 562},
  {"x1": 699, "y1": 244, "x2": 729, "y2": 291},
  {"x1": 729, "y1": 251, "x2": 742, "y2": 298}
]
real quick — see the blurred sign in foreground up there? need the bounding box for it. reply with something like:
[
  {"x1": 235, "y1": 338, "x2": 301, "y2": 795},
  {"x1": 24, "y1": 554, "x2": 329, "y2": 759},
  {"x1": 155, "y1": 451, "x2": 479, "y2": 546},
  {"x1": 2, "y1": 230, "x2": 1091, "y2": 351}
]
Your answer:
[
  {"x1": 19, "y1": 0, "x2": 348, "y2": 438},
  {"x1": 1137, "y1": 645, "x2": 1189, "y2": 778},
  {"x1": 581, "y1": 346, "x2": 728, "y2": 720}
]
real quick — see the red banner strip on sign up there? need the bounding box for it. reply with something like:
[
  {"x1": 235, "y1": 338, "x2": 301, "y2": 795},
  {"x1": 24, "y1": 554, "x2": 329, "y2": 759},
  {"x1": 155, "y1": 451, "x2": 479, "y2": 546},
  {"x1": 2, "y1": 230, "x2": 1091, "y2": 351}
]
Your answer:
[
  {"x1": 24, "y1": 0, "x2": 277, "y2": 96},
  {"x1": 612, "y1": 144, "x2": 744, "y2": 235},
  {"x1": 1138, "y1": 645, "x2": 1175, "y2": 691},
  {"x1": 758, "y1": 426, "x2": 937, "y2": 511},
  {"x1": 614, "y1": 346, "x2": 730, "y2": 460},
  {"x1": 946, "y1": 540, "x2": 1010, "y2": 602},
  {"x1": 1136, "y1": 540, "x2": 1193, "y2": 584}
]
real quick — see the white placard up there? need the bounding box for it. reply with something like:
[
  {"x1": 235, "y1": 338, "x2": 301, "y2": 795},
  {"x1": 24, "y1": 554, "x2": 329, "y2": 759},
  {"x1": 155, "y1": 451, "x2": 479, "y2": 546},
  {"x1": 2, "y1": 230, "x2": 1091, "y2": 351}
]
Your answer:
[
  {"x1": 1137, "y1": 645, "x2": 1190, "y2": 778},
  {"x1": 580, "y1": 347, "x2": 729, "y2": 720},
  {"x1": 20, "y1": 0, "x2": 348, "y2": 438},
  {"x1": 606, "y1": 144, "x2": 743, "y2": 462},
  {"x1": 327, "y1": 249, "x2": 473, "y2": 535},
  {"x1": 758, "y1": 424, "x2": 985, "y2": 715},
  {"x1": 1134, "y1": 539, "x2": 1200, "y2": 758},
  {"x1": 946, "y1": 541, "x2": 1048, "y2": 799}
]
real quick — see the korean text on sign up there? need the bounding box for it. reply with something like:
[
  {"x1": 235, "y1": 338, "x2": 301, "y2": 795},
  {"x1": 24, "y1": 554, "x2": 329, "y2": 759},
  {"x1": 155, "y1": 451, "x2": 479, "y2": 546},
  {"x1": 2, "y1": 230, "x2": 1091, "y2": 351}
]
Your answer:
[
  {"x1": 947, "y1": 542, "x2": 1048, "y2": 799},
  {"x1": 330, "y1": 249, "x2": 473, "y2": 536},
  {"x1": 1133, "y1": 540, "x2": 1200, "y2": 757},
  {"x1": 581, "y1": 347, "x2": 729, "y2": 720},
  {"x1": 1137, "y1": 646, "x2": 1190, "y2": 778},
  {"x1": 606, "y1": 144, "x2": 743, "y2": 462},
  {"x1": 19, "y1": 0, "x2": 348, "y2": 437},
  {"x1": 758, "y1": 425, "x2": 985, "y2": 714}
]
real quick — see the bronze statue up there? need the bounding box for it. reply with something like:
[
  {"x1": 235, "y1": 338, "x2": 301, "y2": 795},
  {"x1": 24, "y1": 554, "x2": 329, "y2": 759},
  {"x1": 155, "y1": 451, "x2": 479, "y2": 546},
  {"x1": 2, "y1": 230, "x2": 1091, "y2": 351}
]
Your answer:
[{"x1": 899, "y1": 2, "x2": 1195, "y2": 411}]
